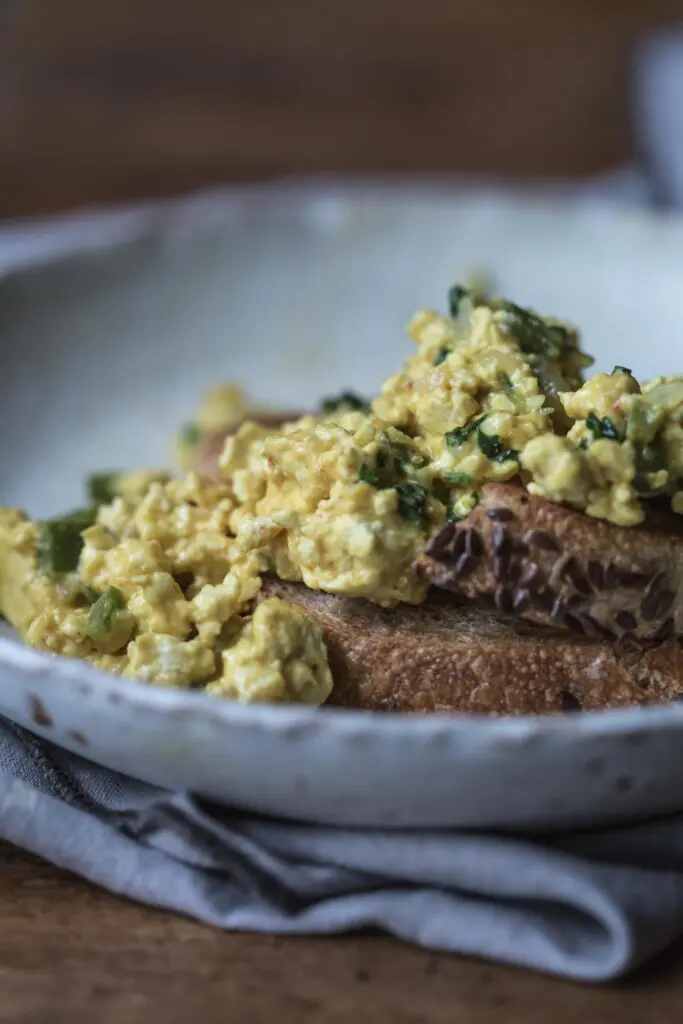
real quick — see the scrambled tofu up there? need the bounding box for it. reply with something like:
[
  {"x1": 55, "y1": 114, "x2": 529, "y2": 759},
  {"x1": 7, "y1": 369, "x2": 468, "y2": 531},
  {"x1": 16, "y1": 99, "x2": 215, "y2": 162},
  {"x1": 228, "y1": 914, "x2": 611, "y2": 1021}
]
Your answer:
[
  {"x1": 222, "y1": 413, "x2": 441, "y2": 606},
  {"x1": 0, "y1": 476, "x2": 332, "y2": 704},
  {"x1": 2, "y1": 285, "x2": 682, "y2": 701},
  {"x1": 523, "y1": 371, "x2": 683, "y2": 525}
]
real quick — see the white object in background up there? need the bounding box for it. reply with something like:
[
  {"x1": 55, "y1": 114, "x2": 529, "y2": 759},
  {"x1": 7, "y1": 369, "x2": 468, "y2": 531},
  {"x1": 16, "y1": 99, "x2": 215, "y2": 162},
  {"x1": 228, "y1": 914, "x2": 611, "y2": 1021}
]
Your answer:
[{"x1": 636, "y1": 31, "x2": 683, "y2": 207}]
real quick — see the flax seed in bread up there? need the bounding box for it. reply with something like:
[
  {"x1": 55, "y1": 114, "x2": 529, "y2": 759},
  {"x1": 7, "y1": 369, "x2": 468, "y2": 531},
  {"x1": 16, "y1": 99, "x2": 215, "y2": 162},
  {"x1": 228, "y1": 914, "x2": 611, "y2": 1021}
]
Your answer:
[{"x1": 417, "y1": 481, "x2": 683, "y2": 642}]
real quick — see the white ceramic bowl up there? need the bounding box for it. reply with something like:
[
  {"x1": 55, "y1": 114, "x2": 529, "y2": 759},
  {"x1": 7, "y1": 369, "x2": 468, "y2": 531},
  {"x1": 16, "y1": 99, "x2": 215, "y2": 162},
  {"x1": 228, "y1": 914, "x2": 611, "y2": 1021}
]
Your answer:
[{"x1": 3, "y1": 183, "x2": 683, "y2": 831}]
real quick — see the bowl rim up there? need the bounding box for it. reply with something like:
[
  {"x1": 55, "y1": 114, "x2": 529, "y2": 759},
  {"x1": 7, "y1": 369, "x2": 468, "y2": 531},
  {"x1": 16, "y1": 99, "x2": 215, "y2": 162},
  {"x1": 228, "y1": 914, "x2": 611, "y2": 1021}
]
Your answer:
[
  {"x1": 4, "y1": 635, "x2": 683, "y2": 745},
  {"x1": 1, "y1": 174, "x2": 680, "y2": 279}
]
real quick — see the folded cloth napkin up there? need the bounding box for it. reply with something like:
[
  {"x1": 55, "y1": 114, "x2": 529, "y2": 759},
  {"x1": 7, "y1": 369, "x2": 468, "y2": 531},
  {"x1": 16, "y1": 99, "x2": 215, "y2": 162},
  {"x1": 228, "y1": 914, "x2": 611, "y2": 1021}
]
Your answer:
[{"x1": 3, "y1": 716, "x2": 683, "y2": 983}]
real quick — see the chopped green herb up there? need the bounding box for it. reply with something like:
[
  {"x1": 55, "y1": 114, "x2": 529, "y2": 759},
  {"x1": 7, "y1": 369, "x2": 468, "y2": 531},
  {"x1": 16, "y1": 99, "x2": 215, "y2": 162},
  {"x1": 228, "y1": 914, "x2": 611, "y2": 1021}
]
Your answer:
[
  {"x1": 476, "y1": 429, "x2": 520, "y2": 464},
  {"x1": 600, "y1": 416, "x2": 620, "y2": 440},
  {"x1": 575, "y1": 352, "x2": 596, "y2": 370},
  {"x1": 394, "y1": 481, "x2": 427, "y2": 525},
  {"x1": 586, "y1": 412, "x2": 601, "y2": 436},
  {"x1": 36, "y1": 508, "x2": 98, "y2": 576},
  {"x1": 448, "y1": 284, "x2": 469, "y2": 319},
  {"x1": 87, "y1": 471, "x2": 120, "y2": 505},
  {"x1": 633, "y1": 476, "x2": 668, "y2": 498},
  {"x1": 633, "y1": 443, "x2": 668, "y2": 496},
  {"x1": 359, "y1": 463, "x2": 382, "y2": 488},
  {"x1": 433, "y1": 346, "x2": 450, "y2": 367},
  {"x1": 586, "y1": 411, "x2": 620, "y2": 441},
  {"x1": 180, "y1": 423, "x2": 202, "y2": 447},
  {"x1": 451, "y1": 293, "x2": 591, "y2": 388},
  {"x1": 532, "y1": 360, "x2": 572, "y2": 407},
  {"x1": 321, "y1": 391, "x2": 370, "y2": 413},
  {"x1": 500, "y1": 371, "x2": 515, "y2": 398},
  {"x1": 85, "y1": 586, "x2": 125, "y2": 639},
  {"x1": 612, "y1": 365, "x2": 632, "y2": 376},
  {"x1": 394, "y1": 450, "x2": 430, "y2": 473},
  {"x1": 442, "y1": 470, "x2": 472, "y2": 487},
  {"x1": 383, "y1": 434, "x2": 429, "y2": 473},
  {"x1": 499, "y1": 371, "x2": 526, "y2": 411},
  {"x1": 578, "y1": 438, "x2": 590, "y2": 450},
  {"x1": 445, "y1": 414, "x2": 488, "y2": 449},
  {"x1": 493, "y1": 300, "x2": 571, "y2": 359},
  {"x1": 360, "y1": 434, "x2": 431, "y2": 491},
  {"x1": 635, "y1": 442, "x2": 667, "y2": 475}
]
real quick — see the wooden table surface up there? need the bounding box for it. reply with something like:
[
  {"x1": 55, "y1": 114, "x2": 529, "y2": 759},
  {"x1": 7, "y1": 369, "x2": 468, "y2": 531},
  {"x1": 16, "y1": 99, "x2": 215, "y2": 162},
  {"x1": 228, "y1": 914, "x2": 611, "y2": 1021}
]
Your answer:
[
  {"x1": 3, "y1": 838, "x2": 683, "y2": 1023},
  {"x1": 2, "y1": 0, "x2": 682, "y2": 219}
]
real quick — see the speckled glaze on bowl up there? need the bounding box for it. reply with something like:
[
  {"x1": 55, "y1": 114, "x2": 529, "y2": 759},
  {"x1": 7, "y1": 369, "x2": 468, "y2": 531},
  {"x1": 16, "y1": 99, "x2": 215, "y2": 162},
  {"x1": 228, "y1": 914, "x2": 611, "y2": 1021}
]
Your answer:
[{"x1": 2, "y1": 182, "x2": 683, "y2": 830}]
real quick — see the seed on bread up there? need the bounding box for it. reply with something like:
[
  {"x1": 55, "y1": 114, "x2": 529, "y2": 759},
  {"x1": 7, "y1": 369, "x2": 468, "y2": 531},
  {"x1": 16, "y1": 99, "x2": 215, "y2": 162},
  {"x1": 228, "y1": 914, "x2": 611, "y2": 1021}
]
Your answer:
[
  {"x1": 465, "y1": 529, "x2": 483, "y2": 558},
  {"x1": 455, "y1": 552, "x2": 476, "y2": 577},
  {"x1": 505, "y1": 560, "x2": 522, "y2": 587},
  {"x1": 491, "y1": 523, "x2": 510, "y2": 556},
  {"x1": 644, "y1": 572, "x2": 667, "y2": 598},
  {"x1": 452, "y1": 530, "x2": 467, "y2": 560},
  {"x1": 513, "y1": 589, "x2": 530, "y2": 612},
  {"x1": 587, "y1": 561, "x2": 604, "y2": 590},
  {"x1": 615, "y1": 568, "x2": 650, "y2": 588},
  {"x1": 653, "y1": 618, "x2": 675, "y2": 639},
  {"x1": 578, "y1": 614, "x2": 603, "y2": 637},
  {"x1": 640, "y1": 573, "x2": 673, "y2": 623},
  {"x1": 529, "y1": 587, "x2": 554, "y2": 612},
  {"x1": 494, "y1": 585, "x2": 513, "y2": 613},
  {"x1": 428, "y1": 523, "x2": 459, "y2": 560},
  {"x1": 416, "y1": 480, "x2": 683, "y2": 641},
  {"x1": 559, "y1": 690, "x2": 583, "y2": 712},
  {"x1": 492, "y1": 555, "x2": 505, "y2": 582},
  {"x1": 566, "y1": 613, "x2": 588, "y2": 634},
  {"x1": 560, "y1": 557, "x2": 592, "y2": 596},
  {"x1": 524, "y1": 529, "x2": 560, "y2": 553},
  {"x1": 485, "y1": 508, "x2": 515, "y2": 522},
  {"x1": 519, "y1": 563, "x2": 541, "y2": 587},
  {"x1": 657, "y1": 589, "x2": 676, "y2": 617},
  {"x1": 616, "y1": 610, "x2": 637, "y2": 631},
  {"x1": 603, "y1": 564, "x2": 619, "y2": 589}
]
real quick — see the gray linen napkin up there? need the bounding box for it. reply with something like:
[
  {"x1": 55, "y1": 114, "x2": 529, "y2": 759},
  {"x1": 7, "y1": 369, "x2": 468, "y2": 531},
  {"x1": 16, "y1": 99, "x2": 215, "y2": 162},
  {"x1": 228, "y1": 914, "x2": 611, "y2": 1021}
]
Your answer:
[{"x1": 3, "y1": 716, "x2": 683, "y2": 983}]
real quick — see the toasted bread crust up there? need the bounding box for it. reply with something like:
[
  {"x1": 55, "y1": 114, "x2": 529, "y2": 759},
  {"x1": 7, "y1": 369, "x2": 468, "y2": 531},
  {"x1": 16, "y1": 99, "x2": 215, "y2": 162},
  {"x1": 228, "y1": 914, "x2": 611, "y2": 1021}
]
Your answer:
[
  {"x1": 260, "y1": 577, "x2": 683, "y2": 714},
  {"x1": 417, "y1": 482, "x2": 683, "y2": 641}
]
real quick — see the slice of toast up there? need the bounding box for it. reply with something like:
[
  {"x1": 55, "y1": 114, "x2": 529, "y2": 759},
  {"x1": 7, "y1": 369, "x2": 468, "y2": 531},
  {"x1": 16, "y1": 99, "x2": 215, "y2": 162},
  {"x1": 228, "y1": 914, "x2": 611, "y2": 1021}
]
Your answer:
[
  {"x1": 259, "y1": 577, "x2": 683, "y2": 714},
  {"x1": 416, "y1": 482, "x2": 683, "y2": 642}
]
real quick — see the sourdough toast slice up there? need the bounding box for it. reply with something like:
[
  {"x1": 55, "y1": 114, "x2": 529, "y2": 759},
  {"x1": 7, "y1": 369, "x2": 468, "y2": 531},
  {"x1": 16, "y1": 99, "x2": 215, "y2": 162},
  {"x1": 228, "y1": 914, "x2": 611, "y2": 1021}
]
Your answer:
[
  {"x1": 417, "y1": 482, "x2": 683, "y2": 641},
  {"x1": 260, "y1": 577, "x2": 683, "y2": 714}
]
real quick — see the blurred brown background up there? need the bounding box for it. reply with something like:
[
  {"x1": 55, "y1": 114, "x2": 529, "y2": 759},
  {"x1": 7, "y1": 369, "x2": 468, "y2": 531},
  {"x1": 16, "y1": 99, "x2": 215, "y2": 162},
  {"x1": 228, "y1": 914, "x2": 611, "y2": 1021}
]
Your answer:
[{"x1": 0, "y1": 0, "x2": 681, "y2": 220}]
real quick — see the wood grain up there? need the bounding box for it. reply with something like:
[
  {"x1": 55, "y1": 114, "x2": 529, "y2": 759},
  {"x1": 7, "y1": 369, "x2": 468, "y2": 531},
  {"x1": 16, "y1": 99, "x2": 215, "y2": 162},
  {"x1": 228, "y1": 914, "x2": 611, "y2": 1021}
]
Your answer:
[
  {"x1": 1, "y1": 839, "x2": 683, "y2": 1023},
  {"x1": 0, "y1": 0, "x2": 680, "y2": 218}
]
